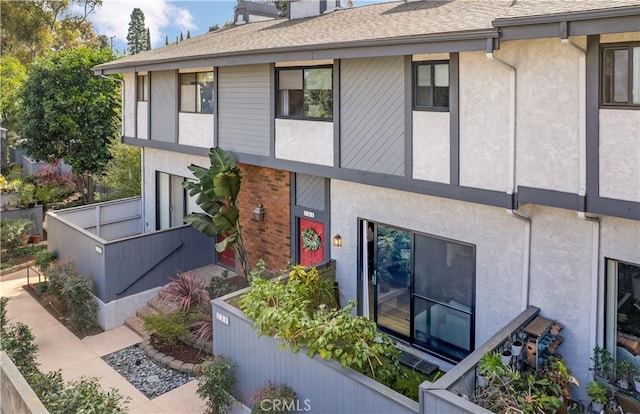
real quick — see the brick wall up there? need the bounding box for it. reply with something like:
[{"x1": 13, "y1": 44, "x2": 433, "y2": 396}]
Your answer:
[{"x1": 236, "y1": 163, "x2": 291, "y2": 273}]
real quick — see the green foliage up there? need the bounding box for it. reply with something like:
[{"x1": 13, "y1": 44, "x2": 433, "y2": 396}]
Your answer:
[
  {"x1": 35, "y1": 250, "x2": 57, "y2": 272},
  {"x1": 1, "y1": 297, "x2": 40, "y2": 379},
  {"x1": 127, "y1": 8, "x2": 150, "y2": 55},
  {"x1": 0, "y1": 218, "x2": 33, "y2": 252},
  {"x1": 590, "y1": 345, "x2": 614, "y2": 381},
  {"x1": 197, "y1": 355, "x2": 237, "y2": 414},
  {"x1": 0, "y1": 56, "x2": 26, "y2": 129},
  {"x1": 143, "y1": 311, "x2": 189, "y2": 346},
  {"x1": 478, "y1": 351, "x2": 506, "y2": 379},
  {"x1": 616, "y1": 360, "x2": 637, "y2": 381},
  {"x1": 250, "y1": 381, "x2": 297, "y2": 414},
  {"x1": 240, "y1": 265, "x2": 397, "y2": 379},
  {"x1": 45, "y1": 263, "x2": 98, "y2": 335},
  {"x1": 11, "y1": 243, "x2": 47, "y2": 258},
  {"x1": 96, "y1": 141, "x2": 141, "y2": 200},
  {"x1": 18, "y1": 181, "x2": 36, "y2": 208},
  {"x1": 183, "y1": 147, "x2": 250, "y2": 279},
  {"x1": 18, "y1": 47, "x2": 120, "y2": 204},
  {"x1": 586, "y1": 381, "x2": 608, "y2": 404},
  {"x1": 209, "y1": 276, "x2": 236, "y2": 299}
]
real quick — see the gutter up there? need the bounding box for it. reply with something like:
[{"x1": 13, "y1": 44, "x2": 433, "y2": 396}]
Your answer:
[{"x1": 92, "y1": 28, "x2": 499, "y2": 73}]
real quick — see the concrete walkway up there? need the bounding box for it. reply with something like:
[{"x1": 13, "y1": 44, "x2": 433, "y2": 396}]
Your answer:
[{"x1": 0, "y1": 269, "x2": 245, "y2": 414}]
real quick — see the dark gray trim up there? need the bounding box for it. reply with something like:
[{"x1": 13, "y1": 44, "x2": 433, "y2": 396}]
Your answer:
[
  {"x1": 333, "y1": 59, "x2": 341, "y2": 168},
  {"x1": 174, "y1": 70, "x2": 179, "y2": 144},
  {"x1": 94, "y1": 31, "x2": 497, "y2": 74},
  {"x1": 147, "y1": 73, "x2": 152, "y2": 139},
  {"x1": 516, "y1": 186, "x2": 580, "y2": 211},
  {"x1": 324, "y1": 177, "x2": 331, "y2": 264},
  {"x1": 404, "y1": 55, "x2": 412, "y2": 178},
  {"x1": 269, "y1": 63, "x2": 275, "y2": 157},
  {"x1": 493, "y1": 6, "x2": 640, "y2": 27},
  {"x1": 586, "y1": 35, "x2": 600, "y2": 198},
  {"x1": 498, "y1": 15, "x2": 640, "y2": 41},
  {"x1": 320, "y1": 0, "x2": 327, "y2": 14},
  {"x1": 214, "y1": 66, "x2": 219, "y2": 147},
  {"x1": 587, "y1": 196, "x2": 640, "y2": 221},
  {"x1": 133, "y1": 74, "x2": 138, "y2": 138},
  {"x1": 290, "y1": 173, "x2": 297, "y2": 264},
  {"x1": 449, "y1": 52, "x2": 460, "y2": 186}
]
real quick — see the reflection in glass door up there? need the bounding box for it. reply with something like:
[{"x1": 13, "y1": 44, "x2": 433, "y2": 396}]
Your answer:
[{"x1": 375, "y1": 225, "x2": 411, "y2": 338}]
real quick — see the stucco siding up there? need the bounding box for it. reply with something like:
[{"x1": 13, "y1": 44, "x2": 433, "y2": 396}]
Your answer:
[
  {"x1": 599, "y1": 109, "x2": 640, "y2": 202},
  {"x1": 412, "y1": 111, "x2": 450, "y2": 184},
  {"x1": 137, "y1": 103, "x2": 148, "y2": 139},
  {"x1": 123, "y1": 73, "x2": 135, "y2": 138},
  {"x1": 330, "y1": 180, "x2": 526, "y2": 347},
  {"x1": 179, "y1": 113, "x2": 214, "y2": 148},
  {"x1": 340, "y1": 57, "x2": 405, "y2": 175},
  {"x1": 218, "y1": 64, "x2": 270, "y2": 156},
  {"x1": 459, "y1": 51, "x2": 510, "y2": 191},
  {"x1": 143, "y1": 148, "x2": 208, "y2": 233},
  {"x1": 511, "y1": 38, "x2": 584, "y2": 193},
  {"x1": 275, "y1": 118, "x2": 333, "y2": 166}
]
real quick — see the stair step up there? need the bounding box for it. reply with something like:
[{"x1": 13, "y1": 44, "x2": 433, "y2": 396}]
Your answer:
[
  {"x1": 136, "y1": 305, "x2": 159, "y2": 319},
  {"x1": 125, "y1": 316, "x2": 147, "y2": 337},
  {"x1": 147, "y1": 297, "x2": 178, "y2": 314}
]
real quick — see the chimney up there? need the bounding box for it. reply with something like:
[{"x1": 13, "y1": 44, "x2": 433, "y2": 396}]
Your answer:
[
  {"x1": 234, "y1": 1, "x2": 280, "y2": 25},
  {"x1": 289, "y1": 0, "x2": 341, "y2": 20}
]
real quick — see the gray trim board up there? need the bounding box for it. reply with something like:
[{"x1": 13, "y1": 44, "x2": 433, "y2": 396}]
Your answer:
[
  {"x1": 492, "y1": 6, "x2": 640, "y2": 27},
  {"x1": 498, "y1": 15, "x2": 640, "y2": 41},
  {"x1": 320, "y1": 0, "x2": 327, "y2": 14},
  {"x1": 290, "y1": 173, "x2": 297, "y2": 264},
  {"x1": 587, "y1": 197, "x2": 640, "y2": 221},
  {"x1": 95, "y1": 33, "x2": 496, "y2": 74},
  {"x1": 174, "y1": 70, "x2": 179, "y2": 143},
  {"x1": 516, "y1": 186, "x2": 580, "y2": 211},
  {"x1": 269, "y1": 63, "x2": 275, "y2": 157},
  {"x1": 586, "y1": 35, "x2": 600, "y2": 197},
  {"x1": 214, "y1": 66, "x2": 219, "y2": 147},
  {"x1": 404, "y1": 56, "x2": 412, "y2": 178},
  {"x1": 134, "y1": 74, "x2": 138, "y2": 138},
  {"x1": 449, "y1": 52, "x2": 460, "y2": 186},
  {"x1": 333, "y1": 59, "x2": 341, "y2": 168}
]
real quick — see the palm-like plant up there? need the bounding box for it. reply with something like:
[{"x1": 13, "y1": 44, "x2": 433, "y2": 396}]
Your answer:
[{"x1": 183, "y1": 147, "x2": 250, "y2": 280}]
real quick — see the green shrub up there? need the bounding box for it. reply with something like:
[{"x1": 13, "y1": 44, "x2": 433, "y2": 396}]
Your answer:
[
  {"x1": 35, "y1": 250, "x2": 57, "y2": 271},
  {"x1": 197, "y1": 355, "x2": 237, "y2": 414},
  {"x1": 11, "y1": 244, "x2": 47, "y2": 257},
  {"x1": 0, "y1": 218, "x2": 33, "y2": 252},
  {"x1": 143, "y1": 311, "x2": 189, "y2": 346},
  {"x1": 0, "y1": 297, "x2": 40, "y2": 379},
  {"x1": 250, "y1": 381, "x2": 297, "y2": 414},
  {"x1": 209, "y1": 276, "x2": 236, "y2": 299}
]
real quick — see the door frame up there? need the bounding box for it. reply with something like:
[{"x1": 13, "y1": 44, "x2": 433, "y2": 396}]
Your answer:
[{"x1": 290, "y1": 174, "x2": 331, "y2": 265}]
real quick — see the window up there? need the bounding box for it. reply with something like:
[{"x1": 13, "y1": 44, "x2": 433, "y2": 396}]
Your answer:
[
  {"x1": 605, "y1": 259, "x2": 640, "y2": 385},
  {"x1": 277, "y1": 66, "x2": 333, "y2": 120},
  {"x1": 366, "y1": 221, "x2": 475, "y2": 361},
  {"x1": 601, "y1": 43, "x2": 640, "y2": 107},
  {"x1": 179, "y1": 72, "x2": 214, "y2": 113},
  {"x1": 414, "y1": 61, "x2": 449, "y2": 110},
  {"x1": 137, "y1": 74, "x2": 148, "y2": 102}
]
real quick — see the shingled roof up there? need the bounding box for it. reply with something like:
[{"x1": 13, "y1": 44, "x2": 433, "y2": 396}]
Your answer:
[{"x1": 95, "y1": 0, "x2": 640, "y2": 71}]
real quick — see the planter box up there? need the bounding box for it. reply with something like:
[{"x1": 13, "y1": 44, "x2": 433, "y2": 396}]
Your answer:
[
  {"x1": 212, "y1": 292, "x2": 418, "y2": 414},
  {"x1": 0, "y1": 192, "x2": 19, "y2": 209}
]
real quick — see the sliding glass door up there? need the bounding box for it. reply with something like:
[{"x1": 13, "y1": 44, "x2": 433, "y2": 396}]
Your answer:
[{"x1": 371, "y1": 222, "x2": 475, "y2": 361}]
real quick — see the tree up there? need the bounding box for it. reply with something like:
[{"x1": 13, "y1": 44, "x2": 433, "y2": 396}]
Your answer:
[
  {"x1": 126, "y1": 8, "x2": 148, "y2": 54},
  {"x1": 179, "y1": 31, "x2": 184, "y2": 42},
  {"x1": 183, "y1": 148, "x2": 251, "y2": 280},
  {"x1": 96, "y1": 141, "x2": 141, "y2": 200},
  {"x1": 146, "y1": 28, "x2": 151, "y2": 50},
  {"x1": 186, "y1": 30, "x2": 191, "y2": 39},
  {"x1": 17, "y1": 47, "x2": 121, "y2": 204},
  {"x1": 208, "y1": 24, "x2": 220, "y2": 32},
  {"x1": 0, "y1": 56, "x2": 26, "y2": 131}
]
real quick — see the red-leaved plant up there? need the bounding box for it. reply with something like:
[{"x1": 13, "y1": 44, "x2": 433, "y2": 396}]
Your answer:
[{"x1": 160, "y1": 271, "x2": 210, "y2": 313}]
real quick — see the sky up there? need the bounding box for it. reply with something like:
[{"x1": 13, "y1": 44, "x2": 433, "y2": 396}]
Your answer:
[{"x1": 87, "y1": 0, "x2": 390, "y2": 54}]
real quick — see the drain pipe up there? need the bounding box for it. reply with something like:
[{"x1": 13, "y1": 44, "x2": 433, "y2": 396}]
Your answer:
[
  {"x1": 486, "y1": 47, "x2": 531, "y2": 309},
  {"x1": 579, "y1": 213, "x2": 600, "y2": 364}
]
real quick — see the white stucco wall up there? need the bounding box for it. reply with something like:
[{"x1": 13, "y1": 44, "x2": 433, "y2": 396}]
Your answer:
[
  {"x1": 137, "y1": 103, "x2": 148, "y2": 139},
  {"x1": 123, "y1": 73, "x2": 135, "y2": 137},
  {"x1": 412, "y1": 111, "x2": 450, "y2": 183},
  {"x1": 275, "y1": 118, "x2": 334, "y2": 166},
  {"x1": 143, "y1": 148, "x2": 208, "y2": 232},
  {"x1": 599, "y1": 109, "x2": 640, "y2": 202},
  {"x1": 330, "y1": 180, "x2": 526, "y2": 347},
  {"x1": 459, "y1": 51, "x2": 510, "y2": 191},
  {"x1": 179, "y1": 113, "x2": 214, "y2": 148}
]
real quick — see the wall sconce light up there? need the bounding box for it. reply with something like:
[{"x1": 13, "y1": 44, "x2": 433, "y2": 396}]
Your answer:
[
  {"x1": 332, "y1": 234, "x2": 342, "y2": 247},
  {"x1": 252, "y1": 204, "x2": 265, "y2": 222}
]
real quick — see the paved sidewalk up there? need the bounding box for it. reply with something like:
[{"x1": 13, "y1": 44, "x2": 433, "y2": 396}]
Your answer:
[{"x1": 0, "y1": 270, "x2": 224, "y2": 414}]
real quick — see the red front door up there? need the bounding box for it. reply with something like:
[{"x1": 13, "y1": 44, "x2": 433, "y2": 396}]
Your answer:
[
  {"x1": 299, "y1": 218, "x2": 325, "y2": 267},
  {"x1": 217, "y1": 233, "x2": 236, "y2": 269}
]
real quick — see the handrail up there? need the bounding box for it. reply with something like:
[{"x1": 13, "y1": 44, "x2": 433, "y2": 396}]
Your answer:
[{"x1": 116, "y1": 242, "x2": 183, "y2": 296}]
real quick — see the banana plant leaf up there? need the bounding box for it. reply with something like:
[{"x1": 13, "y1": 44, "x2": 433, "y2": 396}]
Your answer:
[
  {"x1": 215, "y1": 234, "x2": 236, "y2": 253},
  {"x1": 212, "y1": 205, "x2": 239, "y2": 233},
  {"x1": 183, "y1": 213, "x2": 218, "y2": 237}
]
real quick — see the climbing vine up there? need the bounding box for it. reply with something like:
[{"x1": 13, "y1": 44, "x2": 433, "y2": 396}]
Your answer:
[{"x1": 301, "y1": 228, "x2": 322, "y2": 252}]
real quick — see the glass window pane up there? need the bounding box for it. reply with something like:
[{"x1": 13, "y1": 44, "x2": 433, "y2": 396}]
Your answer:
[
  {"x1": 434, "y1": 64, "x2": 449, "y2": 87},
  {"x1": 197, "y1": 72, "x2": 214, "y2": 113},
  {"x1": 180, "y1": 73, "x2": 196, "y2": 112},
  {"x1": 304, "y1": 68, "x2": 332, "y2": 119},
  {"x1": 614, "y1": 49, "x2": 629, "y2": 103},
  {"x1": 633, "y1": 47, "x2": 639, "y2": 104},
  {"x1": 279, "y1": 69, "x2": 303, "y2": 90},
  {"x1": 137, "y1": 75, "x2": 147, "y2": 102},
  {"x1": 417, "y1": 64, "x2": 431, "y2": 86}
]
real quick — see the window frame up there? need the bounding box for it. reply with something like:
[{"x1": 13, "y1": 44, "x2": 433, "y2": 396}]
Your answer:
[
  {"x1": 600, "y1": 42, "x2": 640, "y2": 109},
  {"x1": 412, "y1": 60, "x2": 450, "y2": 112},
  {"x1": 179, "y1": 71, "x2": 214, "y2": 114},
  {"x1": 137, "y1": 74, "x2": 148, "y2": 102},
  {"x1": 275, "y1": 65, "x2": 334, "y2": 122}
]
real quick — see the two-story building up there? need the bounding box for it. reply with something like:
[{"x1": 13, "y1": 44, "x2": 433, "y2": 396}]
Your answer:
[{"x1": 83, "y1": 0, "x2": 640, "y2": 404}]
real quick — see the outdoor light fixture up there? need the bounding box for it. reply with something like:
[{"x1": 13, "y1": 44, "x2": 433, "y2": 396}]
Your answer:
[
  {"x1": 252, "y1": 204, "x2": 265, "y2": 222},
  {"x1": 332, "y1": 234, "x2": 342, "y2": 247}
]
